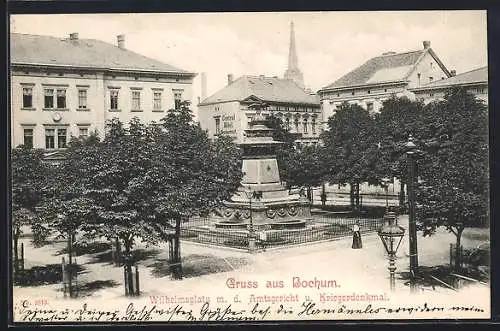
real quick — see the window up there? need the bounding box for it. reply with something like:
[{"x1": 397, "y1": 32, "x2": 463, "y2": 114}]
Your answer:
[
  {"x1": 58, "y1": 129, "x2": 67, "y2": 148},
  {"x1": 44, "y1": 89, "x2": 54, "y2": 108},
  {"x1": 429, "y1": 76, "x2": 434, "y2": 82},
  {"x1": 174, "y1": 91, "x2": 183, "y2": 110},
  {"x1": 45, "y1": 127, "x2": 67, "y2": 149},
  {"x1": 56, "y1": 89, "x2": 66, "y2": 109},
  {"x1": 430, "y1": 62, "x2": 434, "y2": 69},
  {"x1": 351, "y1": 91, "x2": 355, "y2": 96},
  {"x1": 110, "y1": 90, "x2": 119, "y2": 110},
  {"x1": 132, "y1": 91, "x2": 141, "y2": 110},
  {"x1": 303, "y1": 120, "x2": 308, "y2": 133},
  {"x1": 215, "y1": 117, "x2": 221, "y2": 134},
  {"x1": 312, "y1": 118, "x2": 316, "y2": 134},
  {"x1": 78, "y1": 126, "x2": 89, "y2": 138},
  {"x1": 366, "y1": 102, "x2": 374, "y2": 112},
  {"x1": 477, "y1": 88, "x2": 485, "y2": 94},
  {"x1": 23, "y1": 128, "x2": 33, "y2": 148},
  {"x1": 367, "y1": 90, "x2": 371, "y2": 94},
  {"x1": 285, "y1": 118, "x2": 290, "y2": 131},
  {"x1": 22, "y1": 87, "x2": 33, "y2": 108},
  {"x1": 294, "y1": 119, "x2": 299, "y2": 132},
  {"x1": 153, "y1": 91, "x2": 162, "y2": 111},
  {"x1": 78, "y1": 90, "x2": 87, "y2": 109},
  {"x1": 45, "y1": 128, "x2": 55, "y2": 148}
]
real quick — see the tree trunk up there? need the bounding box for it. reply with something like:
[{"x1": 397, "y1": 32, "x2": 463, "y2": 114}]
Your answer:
[
  {"x1": 355, "y1": 182, "x2": 360, "y2": 213},
  {"x1": 115, "y1": 237, "x2": 121, "y2": 266},
  {"x1": 455, "y1": 227, "x2": 464, "y2": 271},
  {"x1": 321, "y1": 182, "x2": 326, "y2": 208},
  {"x1": 67, "y1": 231, "x2": 73, "y2": 297},
  {"x1": 124, "y1": 239, "x2": 134, "y2": 295},
  {"x1": 171, "y1": 219, "x2": 183, "y2": 280},
  {"x1": 349, "y1": 183, "x2": 355, "y2": 211},
  {"x1": 399, "y1": 178, "x2": 406, "y2": 207},
  {"x1": 13, "y1": 227, "x2": 19, "y2": 276}
]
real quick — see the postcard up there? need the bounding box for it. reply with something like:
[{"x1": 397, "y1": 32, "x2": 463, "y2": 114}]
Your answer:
[{"x1": 9, "y1": 10, "x2": 490, "y2": 323}]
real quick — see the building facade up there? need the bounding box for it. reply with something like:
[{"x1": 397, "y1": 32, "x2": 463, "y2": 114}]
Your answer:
[
  {"x1": 410, "y1": 66, "x2": 488, "y2": 105},
  {"x1": 197, "y1": 22, "x2": 321, "y2": 145},
  {"x1": 318, "y1": 40, "x2": 452, "y2": 126},
  {"x1": 198, "y1": 75, "x2": 321, "y2": 145},
  {"x1": 11, "y1": 33, "x2": 196, "y2": 151}
]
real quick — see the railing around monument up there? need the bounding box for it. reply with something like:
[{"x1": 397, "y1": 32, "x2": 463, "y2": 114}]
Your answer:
[{"x1": 180, "y1": 216, "x2": 385, "y2": 251}]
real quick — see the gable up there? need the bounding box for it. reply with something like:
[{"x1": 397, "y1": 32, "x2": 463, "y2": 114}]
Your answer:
[{"x1": 407, "y1": 51, "x2": 451, "y2": 88}]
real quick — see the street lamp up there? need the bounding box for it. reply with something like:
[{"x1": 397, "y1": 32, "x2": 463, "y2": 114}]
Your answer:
[
  {"x1": 406, "y1": 134, "x2": 419, "y2": 293},
  {"x1": 244, "y1": 187, "x2": 257, "y2": 252},
  {"x1": 378, "y1": 216, "x2": 405, "y2": 291}
]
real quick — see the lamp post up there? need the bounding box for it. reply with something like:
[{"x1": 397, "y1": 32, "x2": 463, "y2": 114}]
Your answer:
[
  {"x1": 378, "y1": 216, "x2": 405, "y2": 291},
  {"x1": 406, "y1": 134, "x2": 418, "y2": 293},
  {"x1": 245, "y1": 188, "x2": 257, "y2": 252}
]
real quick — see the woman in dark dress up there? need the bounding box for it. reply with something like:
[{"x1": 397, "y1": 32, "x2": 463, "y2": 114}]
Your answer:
[{"x1": 352, "y1": 221, "x2": 362, "y2": 249}]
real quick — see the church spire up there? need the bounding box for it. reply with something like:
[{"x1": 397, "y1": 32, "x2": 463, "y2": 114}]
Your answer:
[{"x1": 284, "y1": 21, "x2": 304, "y2": 89}]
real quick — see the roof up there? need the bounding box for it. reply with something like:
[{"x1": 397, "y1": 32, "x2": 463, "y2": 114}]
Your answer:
[
  {"x1": 411, "y1": 66, "x2": 488, "y2": 91},
  {"x1": 199, "y1": 75, "x2": 320, "y2": 106},
  {"x1": 321, "y1": 48, "x2": 449, "y2": 91},
  {"x1": 10, "y1": 33, "x2": 194, "y2": 75}
]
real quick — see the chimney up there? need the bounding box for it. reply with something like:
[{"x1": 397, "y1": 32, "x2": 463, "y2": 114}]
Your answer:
[
  {"x1": 69, "y1": 32, "x2": 79, "y2": 40},
  {"x1": 450, "y1": 70, "x2": 456, "y2": 76},
  {"x1": 227, "y1": 74, "x2": 234, "y2": 85},
  {"x1": 117, "y1": 34, "x2": 125, "y2": 49},
  {"x1": 201, "y1": 72, "x2": 207, "y2": 100},
  {"x1": 422, "y1": 40, "x2": 431, "y2": 49}
]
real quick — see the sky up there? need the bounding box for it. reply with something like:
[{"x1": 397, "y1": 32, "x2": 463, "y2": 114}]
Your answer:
[{"x1": 10, "y1": 11, "x2": 488, "y2": 114}]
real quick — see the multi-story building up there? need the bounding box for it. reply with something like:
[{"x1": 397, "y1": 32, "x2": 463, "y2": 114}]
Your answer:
[
  {"x1": 410, "y1": 66, "x2": 488, "y2": 105},
  {"x1": 318, "y1": 40, "x2": 452, "y2": 125},
  {"x1": 10, "y1": 33, "x2": 196, "y2": 154},
  {"x1": 198, "y1": 22, "x2": 321, "y2": 145},
  {"x1": 198, "y1": 74, "x2": 321, "y2": 145}
]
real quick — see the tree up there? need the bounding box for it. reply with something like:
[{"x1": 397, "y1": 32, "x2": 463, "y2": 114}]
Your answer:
[
  {"x1": 11, "y1": 146, "x2": 49, "y2": 276},
  {"x1": 415, "y1": 88, "x2": 488, "y2": 268},
  {"x1": 266, "y1": 114, "x2": 298, "y2": 188},
  {"x1": 280, "y1": 144, "x2": 326, "y2": 202},
  {"x1": 36, "y1": 132, "x2": 102, "y2": 296},
  {"x1": 149, "y1": 102, "x2": 243, "y2": 279},
  {"x1": 374, "y1": 96, "x2": 426, "y2": 207},
  {"x1": 82, "y1": 102, "x2": 242, "y2": 283},
  {"x1": 321, "y1": 102, "x2": 381, "y2": 211}
]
